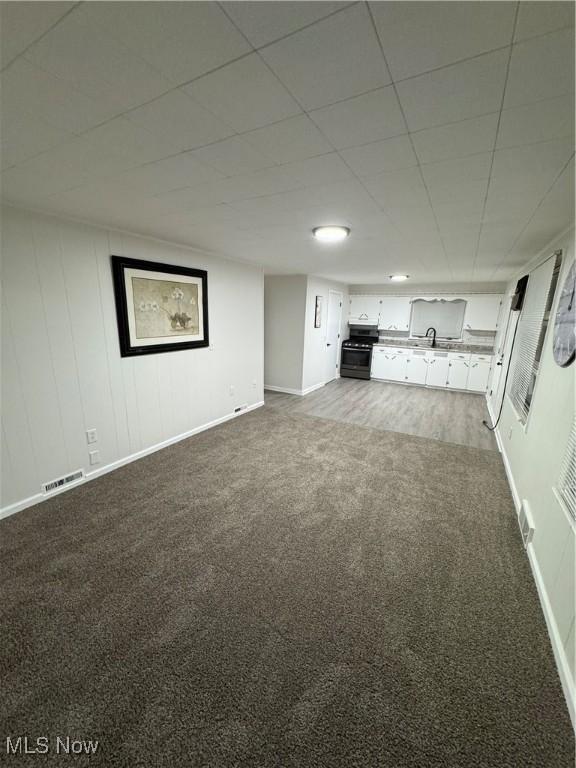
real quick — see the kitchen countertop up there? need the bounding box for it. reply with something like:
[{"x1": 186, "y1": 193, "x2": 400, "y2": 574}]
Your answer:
[{"x1": 374, "y1": 339, "x2": 494, "y2": 355}]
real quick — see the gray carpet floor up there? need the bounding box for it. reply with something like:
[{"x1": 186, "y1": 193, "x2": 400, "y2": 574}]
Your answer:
[{"x1": 1, "y1": 407, "x2": 573, "y2": 767}]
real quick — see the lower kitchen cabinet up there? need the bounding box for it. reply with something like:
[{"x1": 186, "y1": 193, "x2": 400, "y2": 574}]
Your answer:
[
  {"x1": 371, "y1": 348, "x2": 408, "y2": 381},
  {"x1": 426, "y1": 355, "x2": 449, "y2": 387},
  {"x1": 372, "y1": 345, "x2": 492, "y2": 392},
  {"x1": 446, "y1": 359, "x2": 470, "y2": 389},
  {"x1": 467, "y1": 360, "x2": 491, "y2": 392},
  {"x1": 404, "y1": 355, "x2": 428, "y2": 384}
]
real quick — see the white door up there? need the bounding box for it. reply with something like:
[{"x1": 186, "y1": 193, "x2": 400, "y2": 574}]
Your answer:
[
  {"x1": 488, "y1": 297, "x2": 517, "y2": 413},
  {"x1": 325, "y1": 290, "x2": 343, "y2": 382},
  {"x1": 404, "y1": 355, "x2": 428, "y2": 384},
  {"x1": 467, "y1": 361, "x2": 491, "y2": 392},
  {"x1": 446, "y1": 360, "x2": 469, "y2": 389},
  {"x1": 426, "y1": 356, "x2": 449, "y2": 387}
]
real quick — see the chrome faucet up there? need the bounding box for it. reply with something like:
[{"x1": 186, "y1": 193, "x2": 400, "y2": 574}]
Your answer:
[{"x1": 425, "y1": 327, "x2": 437, "y2": 348}]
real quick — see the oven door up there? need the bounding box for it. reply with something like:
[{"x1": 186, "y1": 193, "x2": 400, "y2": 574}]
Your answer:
[{"x1": 341, "y1": 347, "x2": 371, "y2": 369}]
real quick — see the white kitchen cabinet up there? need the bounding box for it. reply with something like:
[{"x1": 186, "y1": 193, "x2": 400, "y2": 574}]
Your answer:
[
  {"x1": 349, "y1": 295, "x2": 380, "y2": 325},
  {"x1": 386, "y1": 353, "x2": 408, "y2": 382},
  {"x1": 371, "y1": 346, "x2": 390, "y2": 379},
  {"x1": 463, "y1": 295, "x2": 502, "y2": 331},
  {"x1": 446, "y1": 359, "x2": 470, "y2": 389},
  {"x1": 371, "y1": 348, "x2": 408, "y2": 381},
  {"x1": 466, "y1": 360, "x2": 491, "y2": 392},
  {"x1": 426, "y1": 353, "x2": 449, "y2": 387},
  {"x1": 404, "y1": 352, "x2": 428, "y2": 384},
  {"x1": 378, "y1": 297, "x2": 412, "y2": 331}
]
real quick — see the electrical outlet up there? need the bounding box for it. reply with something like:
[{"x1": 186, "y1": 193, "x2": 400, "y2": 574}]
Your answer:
[
  {"x1": 86, "y1": 429, "x2": 97, "y2": 444},
  {"x1": 89, "y1": 450, "x2": 100, "y2": 466},
  {"x1": 229, "y1": 385, "x2": 235, "y2": 396},
  {"x1": 252, "y1": 379, "x2": 257, "y2": 388}
]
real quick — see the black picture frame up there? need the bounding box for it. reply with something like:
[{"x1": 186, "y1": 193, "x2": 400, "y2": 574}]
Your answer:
[
  {"x1": 314, "y1": 295, "x2": 323, "y2": 328},
  {"x1": 111, "y1": 255, "x2": 209, "y2": 357}
]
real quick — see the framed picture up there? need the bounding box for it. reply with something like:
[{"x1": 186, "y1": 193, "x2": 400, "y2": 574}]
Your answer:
[
  {"x1": 111, "y1": 256, "x2": 208, "y2": 357},
  {"x1": 314, "y1": 295, "x2": 323, "y2": 328}
]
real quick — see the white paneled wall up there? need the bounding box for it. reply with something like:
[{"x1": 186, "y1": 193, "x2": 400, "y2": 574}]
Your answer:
[{"x1": 1, "y1": 206, "x2": 264, "y2": 515}]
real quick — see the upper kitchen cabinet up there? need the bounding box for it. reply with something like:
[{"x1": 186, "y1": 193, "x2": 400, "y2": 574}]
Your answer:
[
  {"x1": 462, "y1": 295, "x2": 503, "y2": 331},
  {"x1": 378, "y1": 297, "x2": 412, "y2": 331},
  {"x1": 349, "y1": 295, "x2": 381, "y2": 325}
]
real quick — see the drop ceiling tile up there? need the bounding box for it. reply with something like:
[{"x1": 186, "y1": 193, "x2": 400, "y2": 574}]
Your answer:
[
  {"x1": 127, "y1": 90, "x2": 235, "y2": 153},
  {"x1": 505, "y1": 28, "x2": 575, "y2": 108},
  {"x1": 82, "y1": 117, "x2": 181, "y2": 168},
  {"x1": 24, "y1": 10, "x2": 174, "y2": 114},
  {"x1": 497, "y1": 94, "x2": 575, "y2": 149},
  {"x1": 421, "y1": 153, "x2": 492, "y2": 187},
  {"x1": 514, "y1": 1, "x2": 574, "y2": 42},
  {"x1": 1, "y1": 58, "x2": 119, "y2": 134},
  {"x1": 0, "y1": 138, "x2": 123, "y2": 199},
  {"x1": 0, "y1": 108, "x2": 72, "y2": 170},
  {"x1": 411, "y1": 113, "x2": 499, "y2": 164},
  {"x1": 107, "y1": 154, "x2": 226, "y2": 197},
  {"x1": 221, "y1": 1, "x2": 347, "y2": 48},
  {"x1": 152, "y1": 184, "x2": 229, "y2": 213},
  {"x1": 0, "y1": 1, "x2": 75, "y2": 68},
  {"x1": 79, "y1": 1, "x2": 251, "y2": 86},
  {"x1": 183, "y1": 54, "x2": 301, "y2": 133},
  {"x1": 370, "y1": 1, "x2": 516, "y2": 81},
  {"x1": 396, "y1": 49, "x2": 508, "y2": 132},
  {"x1": 190, "y1": 136, "x2": 276, "y2": 177},
  {"x1": 259, "y1": 4, "x2": 390, "y2": 110},
  {"x1": 434, "y1": 201, "x2": 483, "y2": 231},
  {"x1": 242, "y1": 114, "x2": 332, "y2": 163},
  {"x1": 363, "y1": 167, "x2": 430, "y2": 209},
  {"x1": 271, "y1": 152, "x2": 354, "y2": 188},
  {"x1": 309, "y1": 86, "x2": 405, "y2": 149},
  {"x1": 429, "y1": 177, "x2": 488, "y2": 206},
  {"x1": 491, "y1": 137, "x2": 574, "y2": 190},
  {"x1": 340, "y1": 135, "x2": 417, "y2": 176}
]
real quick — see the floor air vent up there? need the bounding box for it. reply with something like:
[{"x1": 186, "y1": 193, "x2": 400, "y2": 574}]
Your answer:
[
  {"x1": 42, "y1": 469, "x2": 84, "y2": 494},
  {"x1": 518, "y1": 499, "x2": 535, "y2": 548}
]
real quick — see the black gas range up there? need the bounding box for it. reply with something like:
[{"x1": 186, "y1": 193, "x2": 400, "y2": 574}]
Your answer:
[{"x1": 340, "y1": 326, "x2": 379, "y2": 380}]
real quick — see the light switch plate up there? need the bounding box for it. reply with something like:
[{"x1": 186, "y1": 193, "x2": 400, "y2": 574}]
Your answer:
[{"x1": 89, "y1": 450, "x2": 100, "y2": 465}]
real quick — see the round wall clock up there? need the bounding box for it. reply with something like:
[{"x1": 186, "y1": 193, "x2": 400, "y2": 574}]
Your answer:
[{"x1": 553, "y1": 260, "x2": 576, "y2": 367}]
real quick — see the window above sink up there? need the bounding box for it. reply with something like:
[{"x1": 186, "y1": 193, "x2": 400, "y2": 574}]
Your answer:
[{"x1": 410, "y1": 298, "x2": 466, "y2": 340}]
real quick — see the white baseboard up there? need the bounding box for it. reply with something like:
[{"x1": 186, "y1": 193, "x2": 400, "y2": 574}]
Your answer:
[
  {"x1": 265, "y1": 382, "x2": 325, "y2": 397},
  {"x1": 486, "y1": 396, "x2": 575, "y2": 728},
  {"x1": 527, "y1": 542, "x2": 576, "y2": 728},
  {"x1": 0, "y1": 401, "x2": 265, "y2": 521}
]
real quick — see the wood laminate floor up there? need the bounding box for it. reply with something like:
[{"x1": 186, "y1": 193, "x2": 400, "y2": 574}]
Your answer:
[{"x1": 265, "y1": 377, "x2": 497, "y2": 451}]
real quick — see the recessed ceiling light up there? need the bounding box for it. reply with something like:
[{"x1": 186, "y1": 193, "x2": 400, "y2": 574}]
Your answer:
[
  {"x1": 312, "y1": 226, "x2": 350, "y2": 243},
  {"x1": 390, "y1": 274, "x2": 409, "y2": 281}
]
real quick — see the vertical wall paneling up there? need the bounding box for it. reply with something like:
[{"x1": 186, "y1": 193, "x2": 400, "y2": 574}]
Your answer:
[{"x1": 1, "y1": 206, "x2": 264, "y2": 514}]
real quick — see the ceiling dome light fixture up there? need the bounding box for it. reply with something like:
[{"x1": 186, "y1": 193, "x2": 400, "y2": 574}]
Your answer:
[
  {"x1": 390, "y1": 274, "x2": 409, "y2": 281},
  {"x1": 312, "y1": 225, "x2": 350, "y2": 243}
]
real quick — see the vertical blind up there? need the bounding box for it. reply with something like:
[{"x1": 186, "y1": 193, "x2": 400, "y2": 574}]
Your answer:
[
  {"x1": 508, "y1": 256, "x2": 557, "y2": 423},
  {"x1": 557, "y1": 418, "x2": 576, "y2": 522}
]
